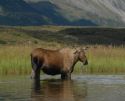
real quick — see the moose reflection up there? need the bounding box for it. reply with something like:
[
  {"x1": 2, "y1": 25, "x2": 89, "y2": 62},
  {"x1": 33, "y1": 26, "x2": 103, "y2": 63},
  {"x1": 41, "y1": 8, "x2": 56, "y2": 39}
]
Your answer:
[{"x1": 31, "y1": 79, "x2": 87, "y2": 101}]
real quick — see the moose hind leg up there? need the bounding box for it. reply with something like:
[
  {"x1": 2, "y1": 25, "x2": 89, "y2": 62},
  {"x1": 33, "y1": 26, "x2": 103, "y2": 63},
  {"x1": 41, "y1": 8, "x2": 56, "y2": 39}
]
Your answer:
[
  {"x1": 31, "y1": 57, "x2": 42, "y2": 80},
  {"x1": 31, "y1": 69, "x2": 35, "y2": 79},
  {"x1": 34, "y1": 67, "x2": 41, "y2": 80},
  {"x1": 31, "y1": 64, "x2": 41, "y2": 80},
  {"x1": 31, "y1": 61, "x2": 36, "y2": 79}
]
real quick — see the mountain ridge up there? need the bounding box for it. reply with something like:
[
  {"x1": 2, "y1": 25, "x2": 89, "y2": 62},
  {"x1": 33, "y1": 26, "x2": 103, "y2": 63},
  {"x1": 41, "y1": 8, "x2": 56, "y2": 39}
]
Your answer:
[
  {"x1": 0, "y1": 0, "x2": 125, "y2": 26},
  {"x1": 25, "y1": 0, "x2": 125, "y2": 26}
]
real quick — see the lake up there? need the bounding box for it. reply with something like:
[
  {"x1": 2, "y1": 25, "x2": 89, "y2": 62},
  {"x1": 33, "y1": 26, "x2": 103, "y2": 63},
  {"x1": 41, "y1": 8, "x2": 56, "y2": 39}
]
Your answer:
[{"x1": 0, "y1": 75, "x2": 125, "y2": 101}]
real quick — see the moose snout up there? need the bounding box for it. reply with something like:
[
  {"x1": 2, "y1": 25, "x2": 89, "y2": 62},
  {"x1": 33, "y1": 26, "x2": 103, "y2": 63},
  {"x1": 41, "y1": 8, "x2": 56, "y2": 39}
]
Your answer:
[{"x1": 84, "y1": 60, "x2": 88, "y2": 65}]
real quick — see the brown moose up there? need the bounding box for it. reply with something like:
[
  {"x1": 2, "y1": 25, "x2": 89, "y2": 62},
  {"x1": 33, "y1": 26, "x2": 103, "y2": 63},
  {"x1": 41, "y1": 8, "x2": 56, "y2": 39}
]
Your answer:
[{"x1": 31, "y1": 47, "x2": 88, "y2": 80}]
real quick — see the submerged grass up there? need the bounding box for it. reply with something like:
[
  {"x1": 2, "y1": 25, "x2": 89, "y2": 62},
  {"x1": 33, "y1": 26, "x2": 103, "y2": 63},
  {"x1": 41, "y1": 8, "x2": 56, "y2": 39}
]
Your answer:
[{"x1": 0, "y1": 45, "x2": 125, "y2": 75}]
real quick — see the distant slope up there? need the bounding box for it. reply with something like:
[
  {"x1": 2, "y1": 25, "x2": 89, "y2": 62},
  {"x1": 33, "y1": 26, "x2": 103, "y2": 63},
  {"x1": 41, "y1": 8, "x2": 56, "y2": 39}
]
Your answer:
[
  {"x1": 0, "y1": 0, "x2": 96, "y2": 26},
  {"x1": 27, "y1": 1, "x2": 69, "y2": 25},
  {"x1": 26, "y1": 0, "x2": 125, "y2": 27},
  {"x1": 24, "y1": 1, "x2": 96, "y2": 26},
  {"x1": 1, "y1": 0, "x2": 125, "y2": 26},
  {"x1": 0, "y1": 0, "x2": 49, "y2": 25},
  {"x1": 0, "y1": 26, "x2": 125, "y2": 45}
]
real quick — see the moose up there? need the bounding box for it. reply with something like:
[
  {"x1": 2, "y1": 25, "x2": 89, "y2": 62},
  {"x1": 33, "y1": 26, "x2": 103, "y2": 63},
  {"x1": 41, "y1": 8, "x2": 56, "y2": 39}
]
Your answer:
[{"x1": 31, "y1": 47, "x2": 88, "y2": 80}]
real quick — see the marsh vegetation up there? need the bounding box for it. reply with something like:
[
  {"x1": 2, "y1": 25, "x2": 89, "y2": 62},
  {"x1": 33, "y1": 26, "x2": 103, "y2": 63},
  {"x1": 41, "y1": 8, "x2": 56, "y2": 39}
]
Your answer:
[{"x1": 0, "y1": 45, "x2": 125, "y2": 75}]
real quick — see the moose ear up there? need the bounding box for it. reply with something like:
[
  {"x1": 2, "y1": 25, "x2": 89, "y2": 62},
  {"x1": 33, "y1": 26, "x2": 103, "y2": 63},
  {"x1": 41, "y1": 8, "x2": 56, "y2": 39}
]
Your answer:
[
  {"x1": 73, "y1": 48, "x2": 80, "y2": 54},
  {"x1": 83, "y1": 46, "x2": 89, "y2": 50},
  {"x1": 74, "y1": 50, "x2": 78, "y2": 54}
]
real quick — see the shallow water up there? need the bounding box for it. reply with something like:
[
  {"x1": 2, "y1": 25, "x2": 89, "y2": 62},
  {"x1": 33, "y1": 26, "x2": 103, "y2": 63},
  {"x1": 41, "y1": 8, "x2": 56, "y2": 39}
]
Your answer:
[{"x1": 0, "y1": 75, "x2": 125, "y2": 101}]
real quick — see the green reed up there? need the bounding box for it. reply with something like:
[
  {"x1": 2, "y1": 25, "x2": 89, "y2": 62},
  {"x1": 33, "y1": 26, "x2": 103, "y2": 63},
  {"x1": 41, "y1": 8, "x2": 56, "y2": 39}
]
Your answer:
[
  {"x1": 0, "y1": 45, "x2": 32, "y2": 75},
  {"x1": 0, "y1": 45, "x2": 125, "y2": 75}
]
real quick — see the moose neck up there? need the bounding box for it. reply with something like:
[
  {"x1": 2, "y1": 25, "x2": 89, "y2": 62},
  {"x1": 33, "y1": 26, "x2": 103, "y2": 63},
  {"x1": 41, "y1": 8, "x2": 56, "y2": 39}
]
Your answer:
[{"x1": 72, "y1": 55, "x2": 79, "y2": 68}]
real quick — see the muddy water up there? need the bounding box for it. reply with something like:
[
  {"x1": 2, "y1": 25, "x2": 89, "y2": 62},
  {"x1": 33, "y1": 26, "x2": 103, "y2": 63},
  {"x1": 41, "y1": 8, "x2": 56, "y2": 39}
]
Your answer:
[{"x1": 0, "y1": 75, "x2": 125, "y2": 101}]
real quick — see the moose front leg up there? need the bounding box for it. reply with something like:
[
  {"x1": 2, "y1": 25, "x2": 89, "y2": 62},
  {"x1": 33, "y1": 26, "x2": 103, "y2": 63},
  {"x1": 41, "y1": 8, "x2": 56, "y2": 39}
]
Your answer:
[{"x1": 61, "y1": 72, "x2": 71, "y2": 80}]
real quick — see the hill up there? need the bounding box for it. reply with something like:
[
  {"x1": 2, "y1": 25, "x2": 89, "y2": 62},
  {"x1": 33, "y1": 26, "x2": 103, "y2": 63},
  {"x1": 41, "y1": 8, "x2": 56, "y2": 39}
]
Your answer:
[{"x1": 0, "y1": 26, "x2": 125, "y2": 46}]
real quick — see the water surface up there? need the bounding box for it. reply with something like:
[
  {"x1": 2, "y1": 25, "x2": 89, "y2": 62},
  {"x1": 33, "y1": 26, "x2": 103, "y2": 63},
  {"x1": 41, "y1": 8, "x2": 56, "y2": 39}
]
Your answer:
[{"x1": 0, "y1": 75, "x2": 125, "y2": 101}]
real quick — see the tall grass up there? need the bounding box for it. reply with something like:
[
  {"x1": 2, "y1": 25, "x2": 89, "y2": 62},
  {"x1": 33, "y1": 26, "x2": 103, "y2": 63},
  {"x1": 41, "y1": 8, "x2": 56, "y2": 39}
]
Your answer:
[
  {"x1": 0, "y1": 45, "x2": 32, "y2": 75},
  {"x1": 0, "y1": 45, "x2": 125, "y2": 75},
  {"x1": 75, "y1": 46, "x2": 125, "y2": 74}
]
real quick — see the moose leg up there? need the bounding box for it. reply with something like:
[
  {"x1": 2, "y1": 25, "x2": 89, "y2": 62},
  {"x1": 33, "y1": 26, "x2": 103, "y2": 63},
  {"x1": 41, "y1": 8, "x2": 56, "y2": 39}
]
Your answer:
[
  {"x1": 31, "y1": 61, "x2": 36, "y2": 79},
  {"x1": 61, "y1": 72, "x2": 71, "y2": 80},
  {"x1": 34, "y1": 67, "x2": 41, "y2": 80},
  {"x1": 31, "y1": 66, "x2": 41, "y2": 80},
  {"x1": 31, "y1": 58, "x2": 41, "y2": 80},
  {"x1": 31, "y1": 69, "x2": 35, "y2": 79}
]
